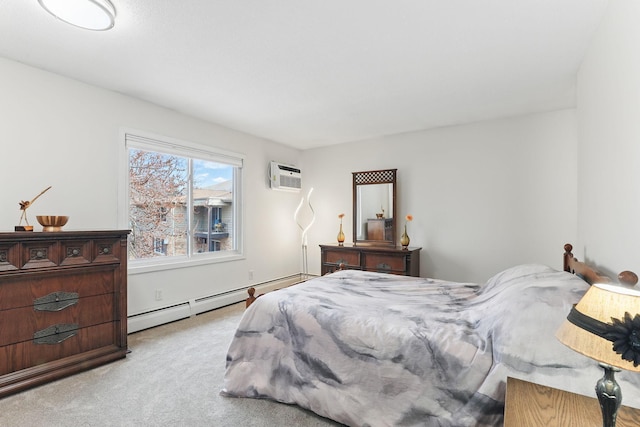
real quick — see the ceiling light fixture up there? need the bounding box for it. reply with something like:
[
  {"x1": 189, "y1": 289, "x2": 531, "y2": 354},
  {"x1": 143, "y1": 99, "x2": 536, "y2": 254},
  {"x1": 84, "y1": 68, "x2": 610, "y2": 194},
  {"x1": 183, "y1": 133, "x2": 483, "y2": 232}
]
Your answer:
[{"x1": 38, "y1": 0, "x2": 116, "y2": 31}]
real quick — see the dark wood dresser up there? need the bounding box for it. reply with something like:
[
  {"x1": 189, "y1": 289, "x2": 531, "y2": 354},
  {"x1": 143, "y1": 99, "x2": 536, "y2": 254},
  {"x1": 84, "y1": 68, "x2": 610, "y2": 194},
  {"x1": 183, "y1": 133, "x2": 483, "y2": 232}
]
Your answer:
[
  {"x1": 320, "y1": 244, "x2": 421, "y2": 276},
  {"x1": 0, "y1": 230, "x2": 129, "y2": 398}
]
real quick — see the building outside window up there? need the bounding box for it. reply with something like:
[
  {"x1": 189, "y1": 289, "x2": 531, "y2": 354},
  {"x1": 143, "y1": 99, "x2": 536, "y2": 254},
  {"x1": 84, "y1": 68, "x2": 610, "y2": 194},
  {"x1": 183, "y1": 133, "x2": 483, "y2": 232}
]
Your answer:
[
  {"x1": 124, "y1": 132, "x2": 243, "y2": 266},
  {"x1": 158, "y1": 207, "x2": 168, "y2": 223}
]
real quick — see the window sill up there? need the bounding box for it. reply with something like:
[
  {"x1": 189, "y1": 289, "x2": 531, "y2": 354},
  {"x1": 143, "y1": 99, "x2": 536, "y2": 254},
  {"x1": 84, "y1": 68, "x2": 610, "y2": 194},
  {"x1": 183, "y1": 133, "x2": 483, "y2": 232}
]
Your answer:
[{"x1": 128, "y1": 251, "x2": 245, "y2": 275}]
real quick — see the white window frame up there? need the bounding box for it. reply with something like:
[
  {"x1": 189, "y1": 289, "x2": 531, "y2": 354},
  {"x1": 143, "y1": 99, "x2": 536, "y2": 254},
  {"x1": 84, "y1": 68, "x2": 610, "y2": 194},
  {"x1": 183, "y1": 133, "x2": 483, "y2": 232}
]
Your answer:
[{"x1": 119, "y1": 129, "x2": 245, "y2": 274}]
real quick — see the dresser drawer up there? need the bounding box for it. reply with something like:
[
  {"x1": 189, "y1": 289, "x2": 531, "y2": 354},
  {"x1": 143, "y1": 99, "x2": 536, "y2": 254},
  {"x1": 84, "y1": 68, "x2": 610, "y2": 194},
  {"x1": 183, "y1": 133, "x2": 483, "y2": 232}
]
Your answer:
[
  {"x1": 92, "y1": 238, "x2": 123, "y2": 264},
  {"x1": 320, "y1": 244, "x2": 421, "y2": 277},
  {"x1": 363, "y1": 253, "x2": 406, "y2": 274},
  {"x1": 0, "y1": 293, "x2": 115, "y2": 346},
  {"x1": 0, "y1": 267, "x2": 117, "y2": 311},
  {"x1": 0, "y1": 322, "x2": 116, "y2": 375},
  {"x1": 0, "y1": 242, "x2": 20, "y2": 272},
  {"x1": 18, "y1": 238, "x2": 124, "y2": 268},
  {"x1": 20, "y1": 240, "x2": 59, "y2": 269},
  {"x1": 60, "y1": 240, "x2": 92, "y2": 266},
  {"x1": 324, "y1": 250, "x2": 360, "y2": 268}
]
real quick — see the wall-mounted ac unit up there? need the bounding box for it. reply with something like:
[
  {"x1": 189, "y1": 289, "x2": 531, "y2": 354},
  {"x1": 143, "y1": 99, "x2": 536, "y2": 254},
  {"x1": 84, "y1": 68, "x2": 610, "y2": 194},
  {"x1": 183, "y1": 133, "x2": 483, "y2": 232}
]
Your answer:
[{"x1": 269, "y1": 161, "x2": 301, "y2": 191}]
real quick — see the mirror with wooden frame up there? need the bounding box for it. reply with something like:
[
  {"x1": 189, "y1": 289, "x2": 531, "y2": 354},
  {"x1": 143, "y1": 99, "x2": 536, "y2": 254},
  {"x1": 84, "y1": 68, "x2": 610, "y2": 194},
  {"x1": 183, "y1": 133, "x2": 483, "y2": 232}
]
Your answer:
[{"x1": 352, "y1": 169, "x2": 397, "y2": 246}]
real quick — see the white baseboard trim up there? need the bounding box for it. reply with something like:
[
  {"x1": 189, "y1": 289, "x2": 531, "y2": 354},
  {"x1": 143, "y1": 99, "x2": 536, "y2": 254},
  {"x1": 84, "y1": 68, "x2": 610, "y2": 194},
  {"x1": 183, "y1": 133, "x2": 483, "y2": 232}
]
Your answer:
[{"x1": 127, "y1": 274, "x2": 311, "y2": 333}]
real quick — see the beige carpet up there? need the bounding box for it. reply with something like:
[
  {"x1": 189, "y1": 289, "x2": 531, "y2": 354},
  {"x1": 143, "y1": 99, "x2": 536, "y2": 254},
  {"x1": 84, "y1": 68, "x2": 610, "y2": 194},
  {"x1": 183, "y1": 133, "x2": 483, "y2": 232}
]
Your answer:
[{"x1": 0, "y1": 302, "x2": 342, "y2": 426}]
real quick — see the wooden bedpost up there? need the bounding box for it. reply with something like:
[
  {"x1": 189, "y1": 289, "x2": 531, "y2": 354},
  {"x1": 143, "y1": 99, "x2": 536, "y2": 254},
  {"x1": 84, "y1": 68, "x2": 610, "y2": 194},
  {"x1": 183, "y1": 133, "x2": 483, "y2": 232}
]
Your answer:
[
  {"x1": 563, "y1": 243, "x2": 573, "y2": 273},
  {"x1": 246, "y1": 287, "x2": 262, "y2": 308},
  {"x1": 563, "y1": 242, "x2": 610, "y2": 284},
  {"x1": 618, "y1": 271, "x2": 639, "y2": 287},
  {"x1": 564, "y1": 243, "x2": 638, "y2": 286}
]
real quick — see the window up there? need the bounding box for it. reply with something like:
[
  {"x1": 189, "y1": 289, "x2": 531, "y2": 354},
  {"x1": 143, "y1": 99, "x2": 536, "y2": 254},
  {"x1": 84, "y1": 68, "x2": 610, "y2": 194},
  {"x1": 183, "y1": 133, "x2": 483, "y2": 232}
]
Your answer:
[
  {"x1": 124, "y1": 132, "x2": 243, "y2": 267},
  {"x1": 153, "y1": 237, "x2": 167, "y2": 255},
  {"x1": 158, "y1": 207, "x2": 168, "y2": 223}
]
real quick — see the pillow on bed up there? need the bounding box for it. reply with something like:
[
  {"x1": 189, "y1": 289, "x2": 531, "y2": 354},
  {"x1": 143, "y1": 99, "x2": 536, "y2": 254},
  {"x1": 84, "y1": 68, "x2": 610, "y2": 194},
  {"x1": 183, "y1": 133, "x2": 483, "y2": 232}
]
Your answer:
[
  {"x1": 481, "y1": 263, "x2": 558, "y2": 290},
  {"x1": 477, "y1": 264, "x2": 592, "y2": 369}
]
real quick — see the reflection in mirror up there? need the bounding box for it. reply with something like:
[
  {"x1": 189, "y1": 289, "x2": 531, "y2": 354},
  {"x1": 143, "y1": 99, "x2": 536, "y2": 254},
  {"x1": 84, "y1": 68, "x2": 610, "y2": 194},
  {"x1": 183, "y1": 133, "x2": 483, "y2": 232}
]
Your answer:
[
  {"x1": 356, "y1": 184, "x2": 394, "y2": 241},
  {"x1": 352, "y1": 169, "x2": 397, "y2": 246}
]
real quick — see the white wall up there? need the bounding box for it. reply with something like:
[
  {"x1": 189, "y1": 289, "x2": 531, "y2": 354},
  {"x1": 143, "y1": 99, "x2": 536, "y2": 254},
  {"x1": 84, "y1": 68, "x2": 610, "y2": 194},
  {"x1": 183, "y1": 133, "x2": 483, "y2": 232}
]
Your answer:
[
  {"x1": 576, "y1": 0, "x2": 640, "y2": 278},
  {"x1": 0, "y1": 51, "x2": 584, "y2": 315},
  {"x1": 301, "y1": 110, "x2": 578, "y2": 283},
  {"x1": 0, "y1": 57, "x2": 303, "y2": 319}
]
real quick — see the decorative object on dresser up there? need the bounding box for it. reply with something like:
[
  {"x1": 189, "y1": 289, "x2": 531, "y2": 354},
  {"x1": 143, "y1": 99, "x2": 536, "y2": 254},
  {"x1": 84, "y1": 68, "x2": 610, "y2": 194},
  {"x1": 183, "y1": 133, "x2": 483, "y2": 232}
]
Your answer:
[
  {"x1": 0, "y1": 230, "x2": 129, "y2": 398},
  {"x1": 556, "y1": 278, "x2": 640, "y2": 427},
  {"x1": 352, "y1": 169, "x2": 396, "y2": 246},
  {"x1": 400, "y1": 214, "x2": 412, "y2": 249},
  {"x1": 336, "y1": 213, "x2": 345, "y2": 245},
  {"x1": 504, "y1": 377, "x2": 640, "y2": 427},
  {"x1": 36, "y1": 215, "x2": 69, "y2": 232},
  {"x1": 15, "y1": 185, "x2": 52, "y2": 231},
  {"x1": 319, "y1": 244, "x2": 421, "y2": 276}
]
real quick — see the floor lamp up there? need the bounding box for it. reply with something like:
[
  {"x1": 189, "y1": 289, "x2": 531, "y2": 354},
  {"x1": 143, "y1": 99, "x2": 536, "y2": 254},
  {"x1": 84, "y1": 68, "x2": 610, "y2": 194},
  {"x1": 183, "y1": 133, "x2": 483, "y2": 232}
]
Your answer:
[{"x1": 294, "y1": 188, "x2": 315, "y2": 279}]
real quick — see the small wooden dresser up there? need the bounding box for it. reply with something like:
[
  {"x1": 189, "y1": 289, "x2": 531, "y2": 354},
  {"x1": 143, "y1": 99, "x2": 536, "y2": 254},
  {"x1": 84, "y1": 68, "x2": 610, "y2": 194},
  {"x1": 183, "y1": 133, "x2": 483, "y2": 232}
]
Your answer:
[
  {"x1": 0, "y1": 230, "x2": 129, "y2": 398},
  {"x1": 320, "y1": 244, "x2": 421, "y2": 276}
]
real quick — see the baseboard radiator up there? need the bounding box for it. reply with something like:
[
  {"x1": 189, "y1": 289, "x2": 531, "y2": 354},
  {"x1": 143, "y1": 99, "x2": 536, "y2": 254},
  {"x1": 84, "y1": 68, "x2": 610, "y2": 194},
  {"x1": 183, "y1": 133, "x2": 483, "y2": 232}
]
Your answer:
[{"x1": 127, "y1": 274, "x2": 311, "y2": 333}]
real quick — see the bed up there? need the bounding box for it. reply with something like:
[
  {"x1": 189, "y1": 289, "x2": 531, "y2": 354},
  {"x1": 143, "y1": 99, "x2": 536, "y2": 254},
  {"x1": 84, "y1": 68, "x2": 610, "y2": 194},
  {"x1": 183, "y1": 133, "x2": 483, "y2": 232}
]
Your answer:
[{"x1": 222, "y1": 244, "x2": 640, "y2": 426}]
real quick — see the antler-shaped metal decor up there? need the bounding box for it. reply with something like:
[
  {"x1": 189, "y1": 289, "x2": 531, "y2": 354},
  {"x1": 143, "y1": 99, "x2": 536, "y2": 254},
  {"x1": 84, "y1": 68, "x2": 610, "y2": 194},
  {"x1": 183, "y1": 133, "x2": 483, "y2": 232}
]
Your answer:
[{"x1": 18, "y1": 186, "x2": 52, "y2": 227}]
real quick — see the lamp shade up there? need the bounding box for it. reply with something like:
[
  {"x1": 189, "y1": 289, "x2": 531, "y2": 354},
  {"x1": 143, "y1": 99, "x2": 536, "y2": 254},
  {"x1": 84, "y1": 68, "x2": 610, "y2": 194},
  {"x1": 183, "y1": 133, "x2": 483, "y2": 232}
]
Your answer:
[{"x1": 556, "y1": 283, "x2": 640, "y2": 372}]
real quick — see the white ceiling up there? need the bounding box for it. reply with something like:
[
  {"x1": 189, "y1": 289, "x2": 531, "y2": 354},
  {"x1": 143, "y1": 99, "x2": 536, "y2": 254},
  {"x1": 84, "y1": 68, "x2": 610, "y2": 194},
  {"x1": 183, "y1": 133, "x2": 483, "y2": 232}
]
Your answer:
[{"x1": 0, "y1": 1, "x2": 608, "y2": 150}]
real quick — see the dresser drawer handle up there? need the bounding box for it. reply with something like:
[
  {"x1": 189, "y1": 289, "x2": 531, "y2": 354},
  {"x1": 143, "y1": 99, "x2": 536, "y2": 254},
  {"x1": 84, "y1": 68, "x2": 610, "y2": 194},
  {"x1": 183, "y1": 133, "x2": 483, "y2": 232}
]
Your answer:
[
  {"x1": 376, "y1": 263, "x2": 392, "y2": 272},
  {"x1": 31, "y1": 248, "x2": 47, "y2": 260},
  {"x1": 34, "y1": 292, "x2": 79, "y2": 312},
  {"x1": 33, "y1": 323, "x2": 79, "y2": 345}
]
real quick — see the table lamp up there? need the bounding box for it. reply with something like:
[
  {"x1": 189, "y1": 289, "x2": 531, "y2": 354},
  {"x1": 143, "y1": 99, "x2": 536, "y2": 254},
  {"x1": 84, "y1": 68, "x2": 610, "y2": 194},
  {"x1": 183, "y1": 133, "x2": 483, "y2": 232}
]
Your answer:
[{"x1": 556, "y1": 282, "x2": 640, "y2": 427}]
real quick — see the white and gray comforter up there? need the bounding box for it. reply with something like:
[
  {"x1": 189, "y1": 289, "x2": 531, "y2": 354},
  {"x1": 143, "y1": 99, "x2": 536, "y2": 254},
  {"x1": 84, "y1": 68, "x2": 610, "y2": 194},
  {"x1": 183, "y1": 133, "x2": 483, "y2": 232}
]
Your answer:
[{"x1": 222, "y1": 264, "x2": 640, "y2": 426}]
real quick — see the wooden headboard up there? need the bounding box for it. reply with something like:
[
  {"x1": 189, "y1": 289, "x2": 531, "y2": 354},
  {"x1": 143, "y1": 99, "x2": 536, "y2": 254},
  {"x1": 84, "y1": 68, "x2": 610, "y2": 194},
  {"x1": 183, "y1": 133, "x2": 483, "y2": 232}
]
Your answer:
[
  {"x1": 246, "y1": 243, "x2": 636, "y2": 308},
  {"x1": 563, "y1": 243, "x2": 638, "y2": 286}
]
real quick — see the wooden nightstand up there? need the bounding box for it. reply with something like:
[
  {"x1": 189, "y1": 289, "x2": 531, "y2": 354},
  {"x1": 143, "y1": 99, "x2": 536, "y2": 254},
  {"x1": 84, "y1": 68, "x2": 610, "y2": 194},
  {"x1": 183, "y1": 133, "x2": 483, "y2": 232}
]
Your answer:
[{"x1": 504, "y1": 377, "x2": 640, "y2": 427}]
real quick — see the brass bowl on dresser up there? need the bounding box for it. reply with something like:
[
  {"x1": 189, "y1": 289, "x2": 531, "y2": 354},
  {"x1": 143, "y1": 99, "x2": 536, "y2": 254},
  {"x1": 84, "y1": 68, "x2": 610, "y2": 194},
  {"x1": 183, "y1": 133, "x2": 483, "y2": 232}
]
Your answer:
[{"x1": 36, "y1": 215, "x2": 69, "y2": 232}]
